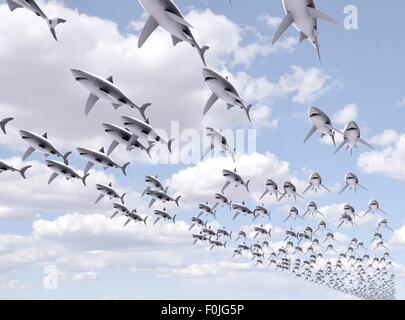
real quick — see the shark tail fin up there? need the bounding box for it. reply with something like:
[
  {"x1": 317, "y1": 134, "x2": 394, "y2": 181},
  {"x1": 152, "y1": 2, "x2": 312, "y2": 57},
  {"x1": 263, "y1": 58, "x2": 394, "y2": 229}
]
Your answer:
[
  {"x1": 198, "y1": 45, "x2": 210, "y2": 67},
  {"x1": 19, "y1": 165, "x2": 32, "y2": 180},
  {"x1": 245, "y1": 105, "x2": 253, "y2": 122},
  {"x1": 246, "y1": 180, "x2": 251, "y2": 192},
  {"x1": 121, "y1": 162, "x2": 130, "y2": 176},
  {"x1": 82, "y1": 173, "x2": 90, "y2": 186},
  {"x1": 0, "y1": 118, "x2": 13, "y2": 134},
  {"x1": 144, "y1": 216, "x2": 148, "y2": 226},
  {"x1": 47, "y1": 18, "x2": 66, "y2": 41},
  {"x1": 62, "y1": 151, "x2": 72, "y2": 165},
  {"x1": 137, "y1": 103, "x2": 152, "y2": 121},
  {"x1": 120, "y1": 193, "x2": 127, "y2": 204},
  {"x1": 168, "y1": 139, "x2": 175, "y2": 154},
  {"x1": 175, "y1": 195, "x2": 182, "y2": 207},
  {"x1": 173, "y1": 215, "x2": 177, "y2": 224},
  {"x1": 124, "y1": 219, "x2": 131, "y2": 227}
]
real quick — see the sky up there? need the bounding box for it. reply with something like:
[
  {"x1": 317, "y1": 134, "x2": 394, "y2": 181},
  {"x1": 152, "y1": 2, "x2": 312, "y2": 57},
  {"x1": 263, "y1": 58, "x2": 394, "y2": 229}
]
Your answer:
[{"x1": 0, "y1": 0, "x2": 404, "y2": 300}]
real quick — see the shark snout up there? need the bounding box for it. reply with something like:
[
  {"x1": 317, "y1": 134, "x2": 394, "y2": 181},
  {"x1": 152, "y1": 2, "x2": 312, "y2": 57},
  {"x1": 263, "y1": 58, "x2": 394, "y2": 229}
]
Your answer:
[
  {"x1": 70, "y1": 69, "x2": 88, "y2": 81},
  {"x1": 309, "y1": 106, "x2": 321, "y2": 117}
]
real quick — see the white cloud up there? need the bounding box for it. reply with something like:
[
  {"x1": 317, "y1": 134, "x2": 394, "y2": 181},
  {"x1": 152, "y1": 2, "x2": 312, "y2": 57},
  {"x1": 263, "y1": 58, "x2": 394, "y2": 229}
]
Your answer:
[
  {"x1": 390, "y1": 225, "x2": 405, "y2": 248},
  {"x1": 333, "y1": 103, "x2": 359, "y2": 126},
  {"x1": 358, "y1": 131, "x2": 405, "y2": 181},
  {"x1": 272, "y1": 66, "x2": 342, "y2": 105},
  {"x1": 369, "y1": 129, "x2": 400, "y2": 147},
  {"x1": 260, "y1": 15, "x2": 282, "y2": 29}
]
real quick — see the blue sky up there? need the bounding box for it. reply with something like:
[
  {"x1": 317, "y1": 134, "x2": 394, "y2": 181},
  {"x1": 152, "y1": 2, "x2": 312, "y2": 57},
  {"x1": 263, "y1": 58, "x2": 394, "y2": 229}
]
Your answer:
[{"x1": 0, "y1": 0, "x2": 404, "y2": 299}]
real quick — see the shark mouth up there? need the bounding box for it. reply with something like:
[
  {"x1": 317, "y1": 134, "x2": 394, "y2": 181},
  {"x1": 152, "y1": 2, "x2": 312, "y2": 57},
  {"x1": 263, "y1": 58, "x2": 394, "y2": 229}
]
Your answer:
[
  {"x1": 75, "y1": 77, "x2": 87, "y2": 81},
  {"x1": 204, "y1": 77, "x2": 216, "y2": 82}
]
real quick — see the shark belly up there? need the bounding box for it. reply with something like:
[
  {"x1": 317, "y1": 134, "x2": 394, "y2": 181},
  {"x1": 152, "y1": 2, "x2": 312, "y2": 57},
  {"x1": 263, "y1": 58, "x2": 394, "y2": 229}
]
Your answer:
[
  {"x1": 140, "y1": 0, "x2": 189, "y2": 43},
  {"x1": 207, "y1": 81, "x2": 236, "y2": 105}
]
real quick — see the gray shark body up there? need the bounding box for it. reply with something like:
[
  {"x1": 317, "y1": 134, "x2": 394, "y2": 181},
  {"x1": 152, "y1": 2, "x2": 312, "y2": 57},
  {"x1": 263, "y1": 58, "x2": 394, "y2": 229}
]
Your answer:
[
  {"x1": 7, "y1": 0, "x2": 66, "y2": 40},
  {"x1": 76, "y1": 147, "x2": 130, "y2": 176},
  {"x1": 203, "y1": 68, "x2": 252, "y2": 121},
  {"x1": 45, "y1": 160, "x2": 88, "y2": 186},
  {"x1": 102, "y1": 123, "x2": 154, "y2": 158},
  {"x1": 137, "y1": 0, "x2": 209, "y2": 65},
  {"x1": 71, "y1": 69, "x2": 151, "y2": 120},
  {"x1": 95, "y1": 182, "x2": 126, "y2": 204},
  {"x1": 273, "y1": 0, "x2": 336, "y2": 60},
  {"x1": 19, "y1": 130, "x2": 71, "y2": 164},
  {"x1": 0, "y1": 160, "x2": 31, "y2": 179}
]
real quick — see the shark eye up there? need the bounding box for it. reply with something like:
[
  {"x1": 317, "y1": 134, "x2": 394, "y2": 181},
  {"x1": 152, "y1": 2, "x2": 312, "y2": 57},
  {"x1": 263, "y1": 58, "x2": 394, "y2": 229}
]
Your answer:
[{"x1": 156, "y1": 136, "x2": 161, "y2": 142}]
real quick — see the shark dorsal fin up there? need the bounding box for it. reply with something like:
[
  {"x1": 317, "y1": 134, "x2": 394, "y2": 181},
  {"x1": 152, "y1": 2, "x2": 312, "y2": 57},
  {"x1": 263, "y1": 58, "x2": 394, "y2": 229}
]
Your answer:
[
  {"x1": 107, "y1": 76, "x2": 114, "y2": 83},
  {"x1": 43, "y1": 133, "x2": 48, "y2": 139},
  {"x1": 242, "y1": 201, "x2": 245, "y2": 205},
  {"x1": 109, "y1": 182, "x2": 112, "y2": 187},
  {"x1": 100, "y1": 147, "x2": 105, "y2": 153},
  {"x1": 234, "y1": 168, "x2": 237, "y2": 172},
  {"x1": 155, "y1": 174, "x2": 158, "y2": 178},
  {"x1": 145, "y1": 119, "x2": 150, "y2": 125}
]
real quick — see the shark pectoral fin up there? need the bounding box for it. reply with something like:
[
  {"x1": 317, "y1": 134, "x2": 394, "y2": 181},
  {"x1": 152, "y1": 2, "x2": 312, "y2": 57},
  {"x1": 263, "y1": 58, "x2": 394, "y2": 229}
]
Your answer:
[
  {"x1": 124, "y1": 219, "x2": 131, "y2": 227},
  {"x1": 138, "y1": 16, "x2": 159, "y2": 48},
  {"x1": 335, "y1": 141, "x2": 347, "y2": 154},
  {"x1": 85, "y1": 93, "x2": 99, "y2": 116},
  {"x1": 202, "y1": 144, "x2": 214, "y2": 160},
  {"x1": 171, "y1": 35, "x2": 183, "y2": 46},
  {"x1": 299, "y1": 32, "x2": 308, "y2": 43},
  {"x1": 227, "y1": 104, "x2": 234, "y2": 110},
  {"x1": 7, "y1": 0, "x2": 22, "y2": 11},
  {"x1": 48, "y1": 173, "x2": 59, "y2": 185},
  {"x1": 306, "y1": 7, "x2": 337, "y2": 24},
  {"x1": 127, "y1": 135, "x2": 139, "y2": 152},
  {"x1": 321, "y1": 184, "x2": 332, "y2": 192},
  {"x1": 272, "y1": 12, "x2": 294, "y2": 44},
  {"x1": 153, "y1": 217, "x2": 160, "y2": 226},
  {"x1": 95, "y1": 194, "x2": 104, "y2": 204},
  {"x1": 221, "y1": 181, "x2": 231, "y2": 194},
  {"x1": 22, "y1": 147, "x2": 35, "y2": 161},
  {"x1": 203, "y1": 93, "x2": 218, "y2": 115},
  {"x1": 259, "y1": 190, "x2": 269, "y2": 200},
  {"x1": 358, "y1": 184, "x2": 369, "y2": 192},
  {"x1": 359, "y1": 138, "x2": 374, "y2": 150},
  {"x1": 84, "y1": 162, "x2": 94, "y2": 175},
  {"x1": 107, "y1": 140, "x2": 120, "y2": 156},
  {"x1": 302, "y1": 185, "x2": 311, "y2": 195},
  {"x1": 339, "y1": 184, "x2": 348, "y2": 195},
  {"x1": 112, "y1": 103, "x2": 122, "y2": 110},
  {"x1": 296, "y1": 192, "x2": 304, "y2": 200},
  {"x1": 164, "y1": 10, "x2": 193, "y2": 28},
  {"x1": 148, "y1": 199, "x2": 156, "y2": 208},
  {"x1": 304, "y1": 125, "x2": 317, "y2": 144}
]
